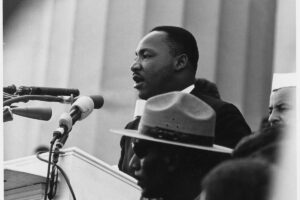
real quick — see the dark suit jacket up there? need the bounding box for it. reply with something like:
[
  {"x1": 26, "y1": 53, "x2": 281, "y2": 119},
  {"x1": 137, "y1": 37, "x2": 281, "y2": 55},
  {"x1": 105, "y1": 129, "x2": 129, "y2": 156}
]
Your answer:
[{"x1": 118, "y1": 84, "x2": 251, "y2": 176}]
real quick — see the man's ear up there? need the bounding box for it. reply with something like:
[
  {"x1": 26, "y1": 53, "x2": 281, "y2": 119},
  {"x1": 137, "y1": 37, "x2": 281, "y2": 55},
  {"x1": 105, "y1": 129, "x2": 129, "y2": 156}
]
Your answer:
[{"x1": 174, "y1": 54, "x2": 188, "y2": 71}]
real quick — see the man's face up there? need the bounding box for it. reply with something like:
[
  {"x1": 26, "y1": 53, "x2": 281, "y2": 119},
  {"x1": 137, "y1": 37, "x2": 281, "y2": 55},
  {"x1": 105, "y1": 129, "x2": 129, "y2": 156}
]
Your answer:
[
  {"x1": 268, "y1": 87, "x2": 296, "y2": 127},
  {"x1": 132, "y1": 139, "x2": 173, "y2": 198},
  {"x1": 131, "y1": 31, "x2": 177, "y2": 100}
]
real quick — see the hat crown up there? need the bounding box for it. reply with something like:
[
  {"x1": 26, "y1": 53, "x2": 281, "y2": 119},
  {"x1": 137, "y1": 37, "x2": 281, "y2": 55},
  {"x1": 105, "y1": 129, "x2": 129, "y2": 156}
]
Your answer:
[{"x1": 139, "y1": 92, "x2": 216, "y2": 138}]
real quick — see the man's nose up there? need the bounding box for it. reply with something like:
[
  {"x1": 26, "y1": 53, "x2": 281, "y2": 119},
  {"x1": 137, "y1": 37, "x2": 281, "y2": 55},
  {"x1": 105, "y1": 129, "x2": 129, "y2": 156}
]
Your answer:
[
  {"x1": 130, "y1": 61, "x2": 142, "y2": 72},
  {"x1": 129, "y1": 153, "x2": 141, "y2": 170},
  {"x1": 268, "y1": 111, "x2": 280, "y2": 126}
]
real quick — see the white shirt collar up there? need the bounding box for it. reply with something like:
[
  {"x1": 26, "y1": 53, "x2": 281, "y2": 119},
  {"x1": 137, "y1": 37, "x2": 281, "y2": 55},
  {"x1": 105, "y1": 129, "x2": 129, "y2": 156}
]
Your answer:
[
  {"x1": 181, "y1": 84, "x2": 195, "y2": 93},
  {"x1": 133, "y1": 99, "x2": 146, "y2": 118},
  {"x1": 133, "y1": 84, "x2": 195, "y2": 118}
]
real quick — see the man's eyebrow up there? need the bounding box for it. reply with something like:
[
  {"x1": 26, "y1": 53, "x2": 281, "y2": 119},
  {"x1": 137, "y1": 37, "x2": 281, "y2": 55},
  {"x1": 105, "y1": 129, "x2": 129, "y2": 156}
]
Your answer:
[
  {"x1": 135, "y1": 48, "x2": 153, "y2": 55},
  {"x1": 274, "y1": 103, "x2": 285, "y2": 107}
]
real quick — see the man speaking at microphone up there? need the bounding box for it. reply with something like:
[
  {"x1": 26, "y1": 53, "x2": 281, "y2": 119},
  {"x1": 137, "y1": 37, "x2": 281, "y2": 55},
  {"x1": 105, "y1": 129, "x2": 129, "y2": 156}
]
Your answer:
[{"x1": 118, "y1": 26, "x2": 252, "y2": 177}]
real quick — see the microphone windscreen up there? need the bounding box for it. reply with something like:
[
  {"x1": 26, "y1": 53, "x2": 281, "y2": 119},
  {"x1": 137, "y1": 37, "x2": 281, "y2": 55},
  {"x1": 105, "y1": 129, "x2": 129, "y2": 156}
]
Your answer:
[
  {"x1": 90, "y1": 95, "x2": 104, "y2": 109},
  {"x1": 12, "y1": 107, "x2": 52, "y2": 121}
]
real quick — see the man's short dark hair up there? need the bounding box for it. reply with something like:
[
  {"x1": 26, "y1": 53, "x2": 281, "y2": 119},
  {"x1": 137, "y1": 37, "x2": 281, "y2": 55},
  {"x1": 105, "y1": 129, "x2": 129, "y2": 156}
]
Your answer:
[
  {"x1": 201, "y1": 159, "x2": 272, "y2": 200},
  {"x1": 151, "y1": 26, "x2": 199, "y2": 71}
]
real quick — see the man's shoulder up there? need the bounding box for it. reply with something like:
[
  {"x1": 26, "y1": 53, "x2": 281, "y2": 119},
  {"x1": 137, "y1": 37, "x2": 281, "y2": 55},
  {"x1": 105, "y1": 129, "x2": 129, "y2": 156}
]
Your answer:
[
  {"x1": 193, "y1": 93, "x2": 247, "y2": 123},
  {"x1": 125, "y1": 116, "x2": 141, "y2": 130},
  {"x1": 192, "y1": 91, "x2": 231, "y2": 111}
]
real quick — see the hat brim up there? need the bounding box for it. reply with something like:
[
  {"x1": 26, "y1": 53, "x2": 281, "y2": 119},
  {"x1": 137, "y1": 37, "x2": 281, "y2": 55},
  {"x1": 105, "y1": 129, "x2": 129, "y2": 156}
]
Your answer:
[{"x1": 111, "y1": 129, "x2": 232, "y2": 154}]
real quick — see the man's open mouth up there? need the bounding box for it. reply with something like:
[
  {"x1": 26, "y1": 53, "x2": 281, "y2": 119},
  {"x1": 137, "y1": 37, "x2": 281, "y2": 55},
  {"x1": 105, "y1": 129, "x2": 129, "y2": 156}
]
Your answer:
[{"x1": 133, "y1": 74, "x2": 145, "y2": 88}]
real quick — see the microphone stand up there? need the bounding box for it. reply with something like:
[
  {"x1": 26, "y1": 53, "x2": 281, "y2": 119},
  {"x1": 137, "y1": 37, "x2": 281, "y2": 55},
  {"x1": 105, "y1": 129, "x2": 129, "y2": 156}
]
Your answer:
[
  {"x1": 45, "y1": 108, "x2": 81, "y2": 199},
  {"x1": 45, "y1": 126, "x2": 71, "y2": 200},
  {"x1": 44, "y1": 130, "x2": 61, "y2": 200}
]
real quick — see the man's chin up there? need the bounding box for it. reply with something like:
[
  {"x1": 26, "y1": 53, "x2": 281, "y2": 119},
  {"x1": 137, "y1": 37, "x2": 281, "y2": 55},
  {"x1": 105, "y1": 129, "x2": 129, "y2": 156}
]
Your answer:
[{"x1": 137, "y1": 90, "x2": 149, "y2": 100}]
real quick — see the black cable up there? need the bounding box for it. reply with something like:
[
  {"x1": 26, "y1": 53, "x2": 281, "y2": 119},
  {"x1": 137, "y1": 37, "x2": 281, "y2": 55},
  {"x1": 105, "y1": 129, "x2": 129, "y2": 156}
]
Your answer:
[
  {"x1": 37, "y1": 132, "x2": 60, "y2": 200},
  {"x1": 52, "y1": 169, "x2": 59, "y2": 198},
  {"x1": 36, "y1": 151, "x2": 77, "y2": 200},
  {"x1": 55, "y1": 164, "x2": 77, "y2": 200},
  {"x1": 48, "y1": 148, "x2": 61, "y2": 200},
  {"x1": 48, "y1": 164, "x2": 58, "y2": 199},
  {"x1": 44, "y1": 143, "x2": 55, "y2": 200},
  {"x1": 48, "y1": 146, "x2": 61, "y2": 199}
]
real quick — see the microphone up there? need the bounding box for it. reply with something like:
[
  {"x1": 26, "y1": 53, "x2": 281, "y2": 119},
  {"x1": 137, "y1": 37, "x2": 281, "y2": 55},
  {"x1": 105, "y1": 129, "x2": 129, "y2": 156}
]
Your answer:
[
  {"x1": 70, "y1": 95, "x2": 104, "y2": 122},
  {"x1": 17, "y1": 86, "x2": 80, "y2": 97},
  {"x1": 55, "y1": 95, "x2": 104, "y2": 146},
  {"x1": 6, "y1": 107, "x2": 52, "y2": 121},
  {"x1": 4, "y1": 85, "x2": 17, "y2": 94}
]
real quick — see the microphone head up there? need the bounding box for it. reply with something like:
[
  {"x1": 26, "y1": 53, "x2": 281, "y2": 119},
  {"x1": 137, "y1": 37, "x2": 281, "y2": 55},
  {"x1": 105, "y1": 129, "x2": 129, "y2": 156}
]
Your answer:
[
  {"x1": 11, "y1": 107, "x2": 52, "y2": 121},
  {"x1": 71, "y1": 96, "x2": 94, "y2": 120},
  {"x1": 90, "y1": 95, "x2": 104, "y2": 109},
  {"x1": 71, "y1": 95, "x2": 104, "y2": 120},
  {"x1": 59, "y1": 112, "x2": 73, "y2": 132}
]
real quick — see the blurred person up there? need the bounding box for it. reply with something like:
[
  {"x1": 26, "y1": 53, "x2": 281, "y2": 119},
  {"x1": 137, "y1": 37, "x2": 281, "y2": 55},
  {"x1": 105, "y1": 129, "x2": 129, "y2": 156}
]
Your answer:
[
  {"x1": 199, "y1": 159, "x2": 273, "y2": 200},
  {"x1": 119, "y1": 25, "x2": 251, "y2": 176},
  {"x1": 270, "y1": 124, "x2": 297, "y2": 200},
  {"x1": 268, "y1": 73, "x2": 296, "y2": 127},
  {"x1": 259, "y1": 116, "x2": 271, "y2": 131},
  {"x1": 112, "y1": 92, "x2": 232, "y2": 200},
  {"x1": 232, "y1": 125, "x2": 284, "y2": 164}
]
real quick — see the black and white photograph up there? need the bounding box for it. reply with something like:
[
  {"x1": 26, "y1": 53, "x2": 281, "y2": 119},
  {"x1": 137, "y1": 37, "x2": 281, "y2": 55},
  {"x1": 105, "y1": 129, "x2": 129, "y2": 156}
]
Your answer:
[{"x1": 3, "y1": 0, "x2": 297, "y2": 199}]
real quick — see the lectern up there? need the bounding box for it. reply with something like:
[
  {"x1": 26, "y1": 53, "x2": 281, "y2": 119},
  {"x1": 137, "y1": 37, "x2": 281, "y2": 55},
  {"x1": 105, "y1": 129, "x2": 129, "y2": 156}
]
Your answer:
[{"x1": 4, "y1": 147, "x2": 141, "y2": 200}]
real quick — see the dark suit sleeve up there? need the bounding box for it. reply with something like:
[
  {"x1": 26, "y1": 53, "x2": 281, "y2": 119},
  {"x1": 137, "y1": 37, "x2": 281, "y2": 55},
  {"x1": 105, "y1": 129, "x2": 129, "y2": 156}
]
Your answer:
[
  {"x1": 118, "y1": 135, "x2": 135, "y2": 174},
  {"x1": 118, "y1": 135, "x2": 127, "y2": 170},
  {"x1": 118, "y1": 117, "x2": 140, "y2": 177},
  {"x1": 214, "y1": 103, "x2": 252, "y2": 148}
]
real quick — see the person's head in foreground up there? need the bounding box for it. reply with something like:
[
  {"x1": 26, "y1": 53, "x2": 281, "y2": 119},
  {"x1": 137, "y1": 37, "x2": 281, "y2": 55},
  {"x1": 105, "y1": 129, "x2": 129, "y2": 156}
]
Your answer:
[
  {"x1": 200, "y1": 159, "x2": 273, "y2": 200},
  {"x1": 232, "y1": 125, "x2": 284, "y2": 164},
  {"x1": 131, "y1": 26, "x2": 199, "y2": 100},
  {"x1": 268, "y1": 73, "x2": 296, "y2": 127},
  {"x1": 111, "y1": 92, "x2": 232, "y2": 200}
]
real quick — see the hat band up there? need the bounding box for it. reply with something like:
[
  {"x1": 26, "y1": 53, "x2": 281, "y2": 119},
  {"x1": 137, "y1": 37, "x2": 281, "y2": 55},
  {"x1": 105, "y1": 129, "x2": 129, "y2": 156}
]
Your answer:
[{"x1": 140, "y1": 125, "x2": 214, "y2": 147}]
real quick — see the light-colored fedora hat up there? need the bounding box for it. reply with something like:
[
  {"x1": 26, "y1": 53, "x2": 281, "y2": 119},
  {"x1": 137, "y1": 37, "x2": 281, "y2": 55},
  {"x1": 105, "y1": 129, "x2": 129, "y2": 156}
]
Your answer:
[{"x1": 111, "y1": 92, "x2": 232, "y2": 153}]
